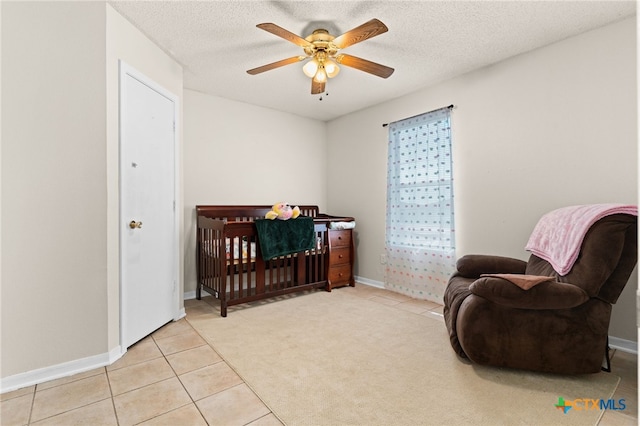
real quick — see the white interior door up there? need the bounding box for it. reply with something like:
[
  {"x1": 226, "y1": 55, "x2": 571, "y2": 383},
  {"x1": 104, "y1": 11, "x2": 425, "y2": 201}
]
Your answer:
[{"x1": 120, "y1": 62, "x2": 178, "y2": 349}]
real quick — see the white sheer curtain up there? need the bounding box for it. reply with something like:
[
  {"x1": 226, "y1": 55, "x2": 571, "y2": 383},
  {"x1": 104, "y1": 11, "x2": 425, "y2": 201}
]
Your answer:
[{"x1": 385, "y1": 107, "x2": 455, "y2": 303}]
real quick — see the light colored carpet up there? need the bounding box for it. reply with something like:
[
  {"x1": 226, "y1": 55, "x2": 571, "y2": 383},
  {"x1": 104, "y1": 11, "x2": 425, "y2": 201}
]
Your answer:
[{"x1": 187, "y1": 289, "x2": 620, "y2": 425}]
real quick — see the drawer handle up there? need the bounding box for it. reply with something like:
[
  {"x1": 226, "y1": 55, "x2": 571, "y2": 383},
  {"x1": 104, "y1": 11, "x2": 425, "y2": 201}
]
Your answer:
[
  {"x1": 338, "y1": 236, "x2": 342, "y2": 240},
  {"x1": 338, "y1": 254, "x2": 343, "y2": 259}
]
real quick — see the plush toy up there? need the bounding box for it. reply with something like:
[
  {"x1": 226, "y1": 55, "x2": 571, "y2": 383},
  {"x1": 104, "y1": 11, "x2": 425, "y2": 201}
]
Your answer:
[{"x1": 265, "y1": 202, "x2": 301, "y2": 220}]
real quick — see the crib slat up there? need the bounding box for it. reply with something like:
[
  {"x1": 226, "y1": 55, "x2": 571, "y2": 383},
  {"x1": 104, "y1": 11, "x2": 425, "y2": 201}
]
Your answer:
[{"x1": 255, "y1": 236, "x2": 265, "y2": 295}]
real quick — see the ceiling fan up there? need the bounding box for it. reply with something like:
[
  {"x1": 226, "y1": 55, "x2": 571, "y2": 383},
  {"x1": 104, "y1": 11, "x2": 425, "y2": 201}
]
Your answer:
[{"x1": 247, "y1": 18, "x2": 394, "y2": 95}]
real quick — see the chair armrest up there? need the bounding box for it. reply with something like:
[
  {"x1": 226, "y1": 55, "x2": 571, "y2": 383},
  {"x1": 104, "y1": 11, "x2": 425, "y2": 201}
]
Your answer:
[
  {"x1": 469, "y1": 277, "x2": 589, "y2": 309},
  {"x1": 456, "y1": 255, "x2": 527, "y2": 278}
]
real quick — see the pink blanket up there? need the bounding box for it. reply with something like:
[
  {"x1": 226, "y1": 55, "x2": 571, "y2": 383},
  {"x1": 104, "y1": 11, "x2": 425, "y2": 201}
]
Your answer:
[{"x1": 525, "y1": 204, "x2": 637, "y2": 276}]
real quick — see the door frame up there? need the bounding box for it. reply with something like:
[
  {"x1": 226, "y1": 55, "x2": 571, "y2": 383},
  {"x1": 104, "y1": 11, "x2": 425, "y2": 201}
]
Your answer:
[{"x1": 118, "y1": 60, "x2": 181, "y2": 352}]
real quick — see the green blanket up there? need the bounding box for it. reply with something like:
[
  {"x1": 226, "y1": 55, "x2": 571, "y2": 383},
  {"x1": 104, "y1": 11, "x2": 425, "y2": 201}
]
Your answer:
[{"x1": 254, "y1": 217, "x2": 316, "y2": 260}]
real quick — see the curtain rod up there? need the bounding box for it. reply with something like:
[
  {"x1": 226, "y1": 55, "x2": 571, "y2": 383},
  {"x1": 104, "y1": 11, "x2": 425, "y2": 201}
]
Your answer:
[{"x1": 382, "y1": 104, "x2": 454, "y2": 128}]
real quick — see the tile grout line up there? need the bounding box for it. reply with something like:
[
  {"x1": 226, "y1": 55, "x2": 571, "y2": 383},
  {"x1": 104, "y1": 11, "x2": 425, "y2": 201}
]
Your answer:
[
  {"x1": 151, "y1": 331, "x2": 210, "y2": 425},
  {"x1": 109, "y1": 334, "x2": 192, "y2": 425},
  {"x1": 104, "y1": 366, "x2": 121, "y2": 426},
  {"x1": 183, "y1": 315, "x2": 287, "y2": 425},
  {"x1": 26, "y1": 383, "x2": 36, "y2": 425},
  {"x1": 27, "y1": 369, "x2": 112, "y2": 425}
]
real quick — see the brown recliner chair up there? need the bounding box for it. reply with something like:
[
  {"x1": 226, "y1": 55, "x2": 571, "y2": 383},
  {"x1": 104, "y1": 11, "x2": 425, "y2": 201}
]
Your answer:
[{"x1": 443, "y1": 212, "x2": 637, "y2": 374}]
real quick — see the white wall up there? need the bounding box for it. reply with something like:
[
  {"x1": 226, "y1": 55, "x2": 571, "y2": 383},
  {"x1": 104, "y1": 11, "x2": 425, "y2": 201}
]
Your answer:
[
  {"x1": 2, "y1": 2, "x2": 108, "y2": 377},
  {"x1": 0, "y1": 2, "x2": 183, "y2": 389},
  {"x1": 182, "y1": 90, "x2": 327, "y2": 294},
  {"x1": 327, "y1": 18, "x2": 637, "y2": 340}
]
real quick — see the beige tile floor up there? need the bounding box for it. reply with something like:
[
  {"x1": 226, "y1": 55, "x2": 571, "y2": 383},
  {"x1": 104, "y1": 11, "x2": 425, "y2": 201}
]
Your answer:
[{"x1": 1, "y1": 285, "x2": 637, "y2": 425}]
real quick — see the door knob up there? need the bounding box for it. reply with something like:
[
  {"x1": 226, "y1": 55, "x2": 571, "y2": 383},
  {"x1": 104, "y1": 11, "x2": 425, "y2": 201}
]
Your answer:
[{"x1": 129, "y1": 220, "x2": 143, "y2": 229}]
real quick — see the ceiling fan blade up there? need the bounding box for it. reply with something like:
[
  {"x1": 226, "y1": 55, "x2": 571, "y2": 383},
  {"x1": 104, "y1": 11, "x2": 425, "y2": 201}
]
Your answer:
[
  {"x1": 256, "y1": 23, "x2": 313, "y2": 48},
  {"x1": 332, "y1": 19, "x2": 388, "y2": 49},
  {"x1": 335, "y1": 54, "x2": 394, "y2": 78},
  {"x1": 247, "y1": 56, "x2": 306, "y2": 75},
  {"x1": 311, "y1": 79, "x2": 325, "y2": 95}
]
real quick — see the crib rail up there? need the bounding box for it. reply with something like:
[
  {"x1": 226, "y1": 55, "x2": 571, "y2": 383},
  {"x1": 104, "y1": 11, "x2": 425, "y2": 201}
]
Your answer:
[{"x1": 196, "y1": 205, "x2": 320, "y2": 222}]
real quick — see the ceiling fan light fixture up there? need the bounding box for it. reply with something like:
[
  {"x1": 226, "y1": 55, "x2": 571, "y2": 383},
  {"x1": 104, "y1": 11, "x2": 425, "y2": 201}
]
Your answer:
[
  {"x1": 324, "y1": 59, "x2": 340, "y2": 78},
  {"x1": 302, "y1": 58, "x2": 319, "y2": 78},
  {"x1": 313, "y1": 66, "x2": 327, "y2": 83}
]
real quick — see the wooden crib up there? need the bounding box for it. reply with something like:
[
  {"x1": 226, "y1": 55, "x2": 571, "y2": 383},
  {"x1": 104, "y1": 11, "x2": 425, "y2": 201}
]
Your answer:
[{"x1": 196, "y1": 205, "x2": 355, "y2": 316}]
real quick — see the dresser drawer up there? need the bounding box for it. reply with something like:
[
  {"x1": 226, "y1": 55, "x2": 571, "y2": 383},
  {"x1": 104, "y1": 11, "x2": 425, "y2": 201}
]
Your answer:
[
  {"x1": 328, "y1": 263, "x2": 352, "y2": 285},
  {"x1": 329, "y1": 247, "x2": 351, "y2": 265},
  {"x1": 329, "y1": 229, "x2": 352, "y2": 248},
  {"x1": 326, "y1": 227, "x2": 355, "y2": 291}
]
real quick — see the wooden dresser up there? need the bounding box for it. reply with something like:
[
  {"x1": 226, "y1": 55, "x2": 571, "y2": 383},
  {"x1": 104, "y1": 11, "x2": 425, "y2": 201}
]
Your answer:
[{"x1": 326, "y1": 228, "x2": 355, "y2": 290}]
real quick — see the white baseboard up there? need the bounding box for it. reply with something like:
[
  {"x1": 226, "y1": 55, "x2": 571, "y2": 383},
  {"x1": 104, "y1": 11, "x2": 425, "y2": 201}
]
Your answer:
[
  {"x1": 609, "y1": 336, "x2": 638, "y2": 354},
  {"x1": 354, "y1": 275, "x2": 384, "y2": 289},
  {"x1": 184, "y1": 290, "x2": 197, "y2": 300},
  {"x1": 175, "y1": 307, "x2": 186, "y2": 320},
  {"x1": 0, "y1": 346, "x2": 123, "y2": 394}
]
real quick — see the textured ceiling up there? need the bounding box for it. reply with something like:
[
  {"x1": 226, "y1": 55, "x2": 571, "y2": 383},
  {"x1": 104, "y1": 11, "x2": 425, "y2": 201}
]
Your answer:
[{"x1": 109, "y1": 1, "x2": 636, "y2": 121}]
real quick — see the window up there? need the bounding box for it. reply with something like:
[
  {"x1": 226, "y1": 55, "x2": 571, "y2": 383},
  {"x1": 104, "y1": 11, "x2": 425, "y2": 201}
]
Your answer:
[{"x1": 385, "y1": 106, "x2": 455, "y2": 302}]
